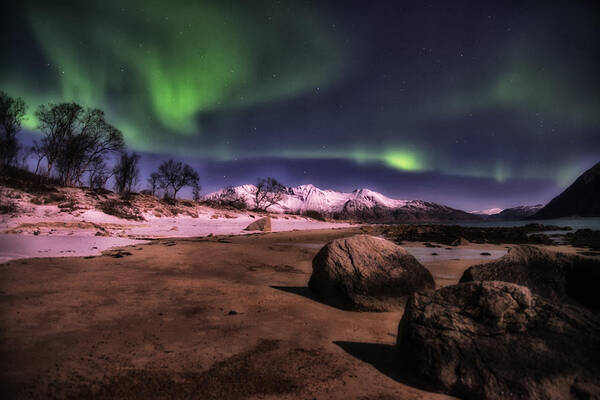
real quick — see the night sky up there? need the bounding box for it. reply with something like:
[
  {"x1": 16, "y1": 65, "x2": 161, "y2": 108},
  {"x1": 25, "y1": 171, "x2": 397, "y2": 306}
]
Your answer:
[{"x1": 2, "y1": 0, "x2": 599, "y2": 210}]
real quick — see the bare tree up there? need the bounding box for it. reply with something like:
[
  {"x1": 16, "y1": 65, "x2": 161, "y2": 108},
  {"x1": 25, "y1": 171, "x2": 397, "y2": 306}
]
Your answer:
[
  {"x1": 14, "y1": 146, "x2": 31, "y2": 171},
  {"x1": 0, "y1": 91, "x2": 26, "y2": 168},
  {"x1": 113, "y1": 152, "x2": 140, "y2": 194},
  {"x1": 192, "y1": 182, "x2": 202, "y2": 202},
  {"x1": 154, "y1": 159, "x2": 200, "y2": 199},
  {"x1": 35, "y1": 103, "x2": 124, "y2": 185},
  {"x1": 253, "y1": 177, "x2": 286, "y2": 211},
  {"x1": 148, "y1": 172, "x2": 160, "y2": 196},
  {"x1": 31, "y1": 141, "x2": 45, "y2": 175},
  {"x1": 215, "y1": 186, "x2": 247, "y2": 209},
  {"x1": 88, "y1": 158, "x2": 111, "y2": 190}
]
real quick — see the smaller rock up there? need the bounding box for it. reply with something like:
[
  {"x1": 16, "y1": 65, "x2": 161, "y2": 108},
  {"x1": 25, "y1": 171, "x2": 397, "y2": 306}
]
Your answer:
[
  {"x1": 450, "y1": 237, "x2": 470, "y2": 246},
  {"x1": 460, "y1": 245, "x2": 600, "y2": 308},
  {"x1": 111, "y1": 250, "x2": 132, "y2": 258},
  {"x1": 244, "y1": 216, "x2": 271, "y2": 232}
]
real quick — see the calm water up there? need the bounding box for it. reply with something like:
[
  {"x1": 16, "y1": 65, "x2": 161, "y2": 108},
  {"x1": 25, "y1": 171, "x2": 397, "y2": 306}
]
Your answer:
[
  {"x1": 448, "y1": 218, "x2": 600, "y2": 230},
  {"x1": 272, "y1": 243, "x2": 507, "y2": 263},
  {"x1": 402, "y1": 247, "x2": 507, "y2": 263}
]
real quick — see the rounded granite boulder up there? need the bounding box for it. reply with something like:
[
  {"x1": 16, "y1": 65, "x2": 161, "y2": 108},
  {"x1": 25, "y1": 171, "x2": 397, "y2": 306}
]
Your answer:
[
  {"x1": 460, "y1": 245, "x2": 600, "y2": 308},
  {"x1": 308, "y1": 235, "x2": 434, "y2": 311},
  {"x1": 397, "y1": 281, "x2": 600, "y2": 399}
]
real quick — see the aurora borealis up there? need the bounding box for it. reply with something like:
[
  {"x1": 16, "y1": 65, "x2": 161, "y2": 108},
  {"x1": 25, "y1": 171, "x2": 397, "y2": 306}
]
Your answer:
[
  {"x1": 2, "y1": 0, "x2": 599, "y2": 209},
  {"x1": 6, "y1": 0, "x2": 347, "y2": 140}
]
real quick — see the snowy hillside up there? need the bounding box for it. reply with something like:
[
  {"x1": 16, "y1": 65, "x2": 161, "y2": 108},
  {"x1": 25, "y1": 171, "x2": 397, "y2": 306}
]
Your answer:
[
  {"x1": 205, "y1": 184, "x2": 478, "y2": 222},
  {"x1": 0, "y1": 174, "x2": 352, "y2": 262}
]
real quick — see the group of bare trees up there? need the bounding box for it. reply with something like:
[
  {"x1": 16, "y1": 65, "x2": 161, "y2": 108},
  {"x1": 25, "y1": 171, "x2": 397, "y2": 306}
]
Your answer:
[
  {"x1": 148, "y1": 159, "x2": 200, "y2": 200},
  {"x1": 211, "y1": 177, "x2": 286, "y2": 211},
  {"x1": 1, "y1": 90, "x2": 290, "y2": 207},
  {"x1": 0, "y1": 90, "x2": 201, "y2": 199},
  {"x1": 31, "y1": 102, "x2": 125, "y2": 187}
]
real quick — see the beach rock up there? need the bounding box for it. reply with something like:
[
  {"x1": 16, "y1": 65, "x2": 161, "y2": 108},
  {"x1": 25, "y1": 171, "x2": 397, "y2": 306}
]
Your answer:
[
  {"x1": 450, "y1": 237, "x2": 470, "y2": 246},
  {"x1": 567, "y1": 228, "x2": 600, "y2": 251},
  {"x1": 308, "y1": 235, "x2": 434, "y2": 311},
  {"x1": 397, "y1": 281, "x2": 600, "y2": 400},
  {"x1": 244, "y1": 216, "x2": 271, "y2": 232},
  {"x1": 460, "y1": 245, "x2": 600, "y2": 308},
  {"x1": 383, "y1": 224, "x2": 557, "y2": 246}
]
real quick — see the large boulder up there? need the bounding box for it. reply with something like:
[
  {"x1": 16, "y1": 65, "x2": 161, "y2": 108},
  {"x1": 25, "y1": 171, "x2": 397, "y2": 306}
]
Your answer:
[
  {"x1": 397, "y1": 281, "x2": 600, "y2": 400},
  {"x1": 244, "y1": 216, "x2": 271, "y2": 232},
  {"x1": 460, "y1": 245, "x2": 600, "y2": 308},
  {"x1": 308, "y1": 235, "x2": 434, "y2": 311}
]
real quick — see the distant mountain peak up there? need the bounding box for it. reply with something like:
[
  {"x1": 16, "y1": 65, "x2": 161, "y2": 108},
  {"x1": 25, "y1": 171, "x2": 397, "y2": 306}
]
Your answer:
[
  {"x1": 471, "y1": 207, "x2": 504, "y2": 216},
  {"x1": 295, "y1": 183, "x2": 317, "y2": 190}
]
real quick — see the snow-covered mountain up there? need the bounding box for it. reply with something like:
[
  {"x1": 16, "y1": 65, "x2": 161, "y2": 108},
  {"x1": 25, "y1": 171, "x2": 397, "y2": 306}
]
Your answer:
[
  {"x1": 470, "y1": 204, "x2": 544, "y2": 220},
  {"x1": 470, "y1": 207, "x2": 504, "y2": 216},
  {"x1": 205, "y1": 184, "x2": 478, "y2": 222}
]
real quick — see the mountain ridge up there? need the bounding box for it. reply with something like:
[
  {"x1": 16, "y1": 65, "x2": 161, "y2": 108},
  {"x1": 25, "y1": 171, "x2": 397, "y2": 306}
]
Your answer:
[
  {"x1": 532, "y1": 161, "x2": 600, "y2": 219},
  {"x1": 205, "y1": 184, "x2": 479, "y2": 222}
]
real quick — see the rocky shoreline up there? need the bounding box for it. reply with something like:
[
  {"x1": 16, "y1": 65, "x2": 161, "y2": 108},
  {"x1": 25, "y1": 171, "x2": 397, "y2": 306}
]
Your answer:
[
  {"x1": 307, "y1": 234, "x2": 600, "y2": 399},
  {"x1": 363, "y1": 223, "x2": 600, "y2": 253}
]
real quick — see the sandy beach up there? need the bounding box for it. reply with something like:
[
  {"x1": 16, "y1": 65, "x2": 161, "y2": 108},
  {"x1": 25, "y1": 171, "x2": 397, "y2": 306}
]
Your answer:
[{"x1": 1, "y1": 226, "x2": 580, "y2": 399}]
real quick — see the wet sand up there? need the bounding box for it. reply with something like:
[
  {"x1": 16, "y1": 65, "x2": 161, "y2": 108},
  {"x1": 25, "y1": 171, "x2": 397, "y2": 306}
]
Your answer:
[{"x1": 0, "y1": 227, "x2": 576, "y2": 399}]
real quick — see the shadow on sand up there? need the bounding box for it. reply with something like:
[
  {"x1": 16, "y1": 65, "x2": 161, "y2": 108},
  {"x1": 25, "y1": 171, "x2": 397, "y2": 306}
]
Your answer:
[
  {"x1": 270, "y1": 286, "x2": 320, "y2": 302},
  {"x1": 270, "y1": 285, "x2": 351, "y2": 310},
  {"x1": 271, "y1": 286, "x2": 441, "y2": 393},
  {"x1": 333, "y1": 341, "x2": 439, "y2": 394}
]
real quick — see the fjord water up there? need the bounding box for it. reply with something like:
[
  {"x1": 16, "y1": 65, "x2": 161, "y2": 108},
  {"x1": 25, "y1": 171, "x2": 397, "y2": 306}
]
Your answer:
[
  {"x1": 451, "y1": 218, "x2": 600, "y2": 230},
  {"x1": 402, "y1": 247, "x2": 507, "y2": 263},
  {"x1": 273, "y1": 243, "x2": 508, "y2": 263}
]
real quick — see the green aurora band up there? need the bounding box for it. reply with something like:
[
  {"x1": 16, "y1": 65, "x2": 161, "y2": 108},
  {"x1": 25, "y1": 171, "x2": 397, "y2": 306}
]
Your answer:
[{"x1": 10, "y1": 0, "x2": 346, "y2": 144}]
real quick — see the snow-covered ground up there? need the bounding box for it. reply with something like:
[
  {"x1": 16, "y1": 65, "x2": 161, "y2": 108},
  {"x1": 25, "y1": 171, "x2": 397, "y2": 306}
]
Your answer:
[
  {"x1": 0, "y1": 235, "x2": 143, "y2": 264},
  {"x1": 0, "y1": 196, "x2": 352, "y2": 263}
]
